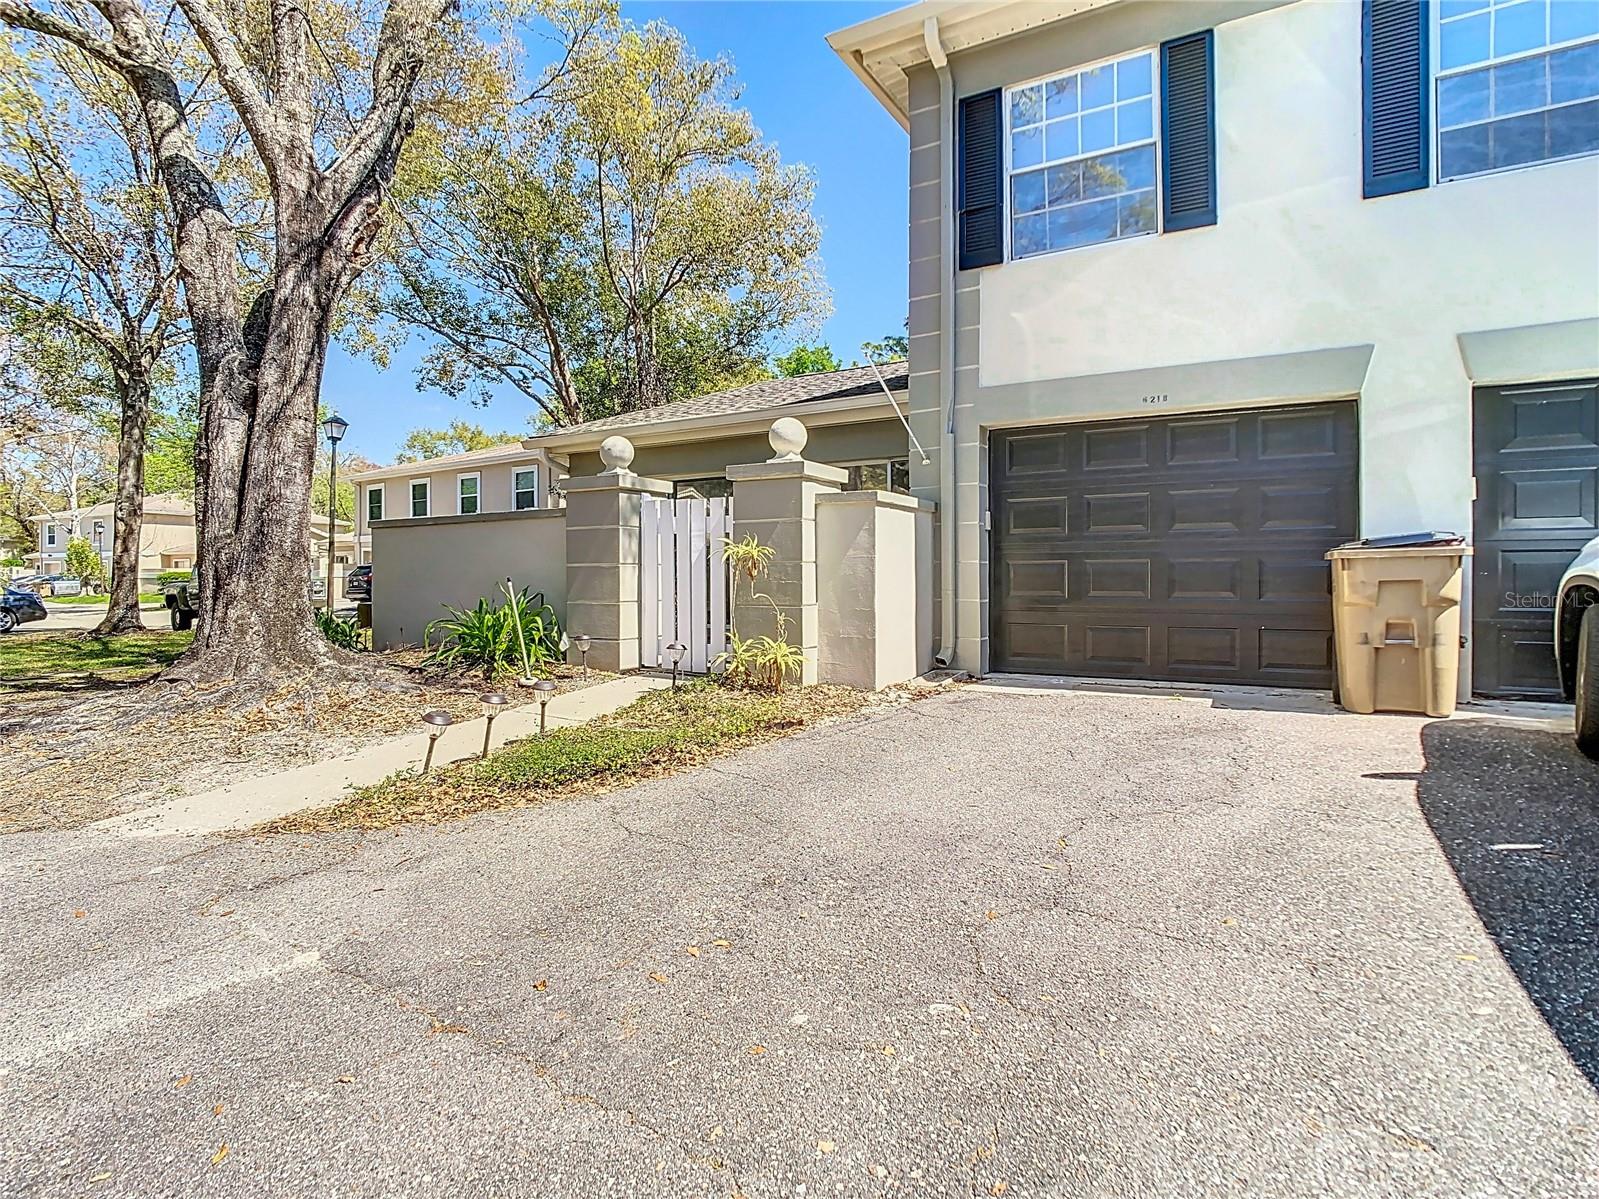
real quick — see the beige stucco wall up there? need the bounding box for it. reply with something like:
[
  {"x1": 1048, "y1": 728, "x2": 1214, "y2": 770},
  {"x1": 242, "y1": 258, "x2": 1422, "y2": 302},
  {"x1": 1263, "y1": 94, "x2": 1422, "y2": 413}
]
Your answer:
[
  {"x1": 566, "y1": 418, "x2": 909, "y2": 481},
  {"x1": 905, "y1": 0, "x2": 1599, "y2": 675},
  {"x1": 370, "y1": 509, "x2": 567, "y2": 650},
  {"x1": 816, "y1": 491, "x2": 935, "y2": 690}
]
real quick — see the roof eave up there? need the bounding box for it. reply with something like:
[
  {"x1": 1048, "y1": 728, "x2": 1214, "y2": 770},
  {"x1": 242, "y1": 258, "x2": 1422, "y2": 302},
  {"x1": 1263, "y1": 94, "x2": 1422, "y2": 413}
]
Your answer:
[
  {"x1": 528, "y1": 390, "x2": 906, "y2": 454},
  {"x1": 348, "y1": 443, "x2": 549, "y2": 483}
]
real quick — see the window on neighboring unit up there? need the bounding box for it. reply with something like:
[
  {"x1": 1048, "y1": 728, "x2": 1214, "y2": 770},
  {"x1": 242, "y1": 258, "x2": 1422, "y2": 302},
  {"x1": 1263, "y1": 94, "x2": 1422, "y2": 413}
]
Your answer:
[
  {"x1": 671, "y1": 477, "x2": 734, "y2": 499},
  {"x1": 410, "y1": 479, "x2": 430, "y2": 518},
  {"x1": 1006, "y1": 48, "x2": 1158, "y2": 257},
  {"x1": 367, "y1": 486, "x2": 383, "y2": 523},
  {"x1": 457, "y1": 473, "x2": 480, "y2": 515},
  {"x1": 1437, "y1": 0, "x2": 1599, "y2": 181},
  {"x1": 45, "y1": 524, "x2": 57, "y2": 547},
  {"x1": 843, "y1": 459, "x2": 912, "y2": 495},
  {"x1": 513, "y1": 467, "x2": 539, "y2": 510}
]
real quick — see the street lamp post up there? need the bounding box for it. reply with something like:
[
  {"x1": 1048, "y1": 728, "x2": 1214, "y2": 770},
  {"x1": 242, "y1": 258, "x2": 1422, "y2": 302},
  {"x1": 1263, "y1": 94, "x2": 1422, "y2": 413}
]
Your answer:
[{"x1": 321, "y1": 413, "x2": 349, "y2": 610}]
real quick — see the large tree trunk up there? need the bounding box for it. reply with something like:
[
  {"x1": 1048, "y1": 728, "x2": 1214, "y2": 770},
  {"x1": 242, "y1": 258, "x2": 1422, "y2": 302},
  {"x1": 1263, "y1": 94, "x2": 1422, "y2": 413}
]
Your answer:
[
  {"x1": 174, "y1": 249, "x2": 346, "y2": 685},
  {"x1": 93, "y1": 369, "x2": 151, "y2": 635}
]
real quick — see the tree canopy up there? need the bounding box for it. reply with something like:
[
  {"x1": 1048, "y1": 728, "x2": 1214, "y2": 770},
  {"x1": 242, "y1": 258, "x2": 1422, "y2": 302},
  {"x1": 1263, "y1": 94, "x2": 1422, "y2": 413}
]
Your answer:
[
  {"x1": 395, "y1": 420, "x2": 523, "y2": 463},
  {"x1": 368, "y1": 14, "x2": 828, "y2": 428}
]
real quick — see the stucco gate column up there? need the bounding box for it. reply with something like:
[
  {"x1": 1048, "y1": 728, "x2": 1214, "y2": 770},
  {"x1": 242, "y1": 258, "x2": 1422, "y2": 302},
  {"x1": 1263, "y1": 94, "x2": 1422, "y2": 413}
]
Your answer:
[
  {"x1": 727, "y1": 418, "x2": 846, "y2": 686},
  {"x1": 563, "y1": 436, "x2": 671, "y2": 673}
]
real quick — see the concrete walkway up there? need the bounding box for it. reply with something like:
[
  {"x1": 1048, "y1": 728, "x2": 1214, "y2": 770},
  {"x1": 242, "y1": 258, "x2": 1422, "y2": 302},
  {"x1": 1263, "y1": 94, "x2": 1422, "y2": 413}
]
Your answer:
[{"x1": 92, "y1": 674, "x2": 669, "y2": 838}]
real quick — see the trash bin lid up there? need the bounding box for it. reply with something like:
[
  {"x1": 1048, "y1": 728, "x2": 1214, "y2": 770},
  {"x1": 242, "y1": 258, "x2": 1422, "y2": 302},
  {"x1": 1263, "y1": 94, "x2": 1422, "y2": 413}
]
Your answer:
[
  {"x1": 1333, "y1": 531, "x2": 1465, "y2": 549},
  {"x1": 1326, "y1": 532, "x2": 1473, "y2": 561}
]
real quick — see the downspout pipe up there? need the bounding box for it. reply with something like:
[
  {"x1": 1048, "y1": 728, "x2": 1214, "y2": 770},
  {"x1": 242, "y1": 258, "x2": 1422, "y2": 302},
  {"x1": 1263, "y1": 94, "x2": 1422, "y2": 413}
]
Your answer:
[{"x1": 924, "y1": 16, "x2": 958, "y2": 671}]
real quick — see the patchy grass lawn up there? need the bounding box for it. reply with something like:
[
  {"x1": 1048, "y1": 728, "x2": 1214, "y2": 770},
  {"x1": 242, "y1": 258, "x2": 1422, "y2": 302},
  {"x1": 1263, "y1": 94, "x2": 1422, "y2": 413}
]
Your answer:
[
  {"x1": 0, "y1": 631, "x2": 192, "y2": 694},
  {"x1": 259, "y1": 681, "x2": 873, "y2": 833},
  {"x1": 45, "y1": 592, "x2": 164, "y2": 606}
]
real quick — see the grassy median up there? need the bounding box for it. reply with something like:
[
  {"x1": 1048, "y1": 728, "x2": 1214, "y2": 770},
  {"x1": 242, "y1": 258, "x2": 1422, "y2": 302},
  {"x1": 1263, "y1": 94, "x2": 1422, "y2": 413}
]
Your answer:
[
  {"x1": 0, "y1": 630, "x2": 193, "y2": 695},
  {"x1": 258, "y1": 680, "x2": 871, "y2": 832}
]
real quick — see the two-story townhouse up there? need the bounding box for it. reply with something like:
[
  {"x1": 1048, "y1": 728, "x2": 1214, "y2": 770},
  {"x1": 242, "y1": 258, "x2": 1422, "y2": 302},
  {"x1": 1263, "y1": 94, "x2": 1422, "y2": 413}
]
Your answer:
[
  {"x1": 349, "y1": 443, "x2": 572, "y2": 564},
  {"x1": 829, "y1": 0, "x2": 1599, "y2": 700},
  {"x1": 27, "y1": 494, "x2": 199, "y2": 584},
  {"x1": 27, "y1": 496, "x2": 356, "y2": 589}
]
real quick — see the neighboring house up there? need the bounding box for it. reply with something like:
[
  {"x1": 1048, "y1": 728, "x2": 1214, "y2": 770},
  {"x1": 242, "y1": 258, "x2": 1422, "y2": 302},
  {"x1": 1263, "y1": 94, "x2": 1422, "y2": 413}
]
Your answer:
[
  {"x1": 28, "y1": 494, "x2": 198, "y2": 585},
  {"x1": 348, "y1": 444, "x2": 570, "y2": 564},
  {"x1": 816, "y1": 0, "x2": 1599, "y2": 699},
  {"x1": 27, "y1": 496, "x2": 355, "y2": 589},
  {"x1": 527, "y1": 362, "x2": 918, "y2": 497}
]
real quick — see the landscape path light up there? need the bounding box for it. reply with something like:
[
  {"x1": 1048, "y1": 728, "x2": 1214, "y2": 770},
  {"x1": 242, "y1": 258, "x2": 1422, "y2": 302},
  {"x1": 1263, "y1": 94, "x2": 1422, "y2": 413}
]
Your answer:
[
  {"x1": 573, "y1": 634, "x2": 591, "y2": 674},
  {"x1": 420, "y1": 709, "x2": 453, "y2": 773},
  {"x1": 479, "y1": 692, "x2": 509, "y2": 759},
  {"x1": 533, "y1": 678, "x2": 558, "y2": 734},
  {"x1": 667, "y1": 641, "x2": 687, "y2": 689}
]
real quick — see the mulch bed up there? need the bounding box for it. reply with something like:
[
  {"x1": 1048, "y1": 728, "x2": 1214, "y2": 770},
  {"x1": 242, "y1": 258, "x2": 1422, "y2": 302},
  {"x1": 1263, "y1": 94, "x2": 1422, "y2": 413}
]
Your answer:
[
  {"x1": 0, "y1": 644, "x2": 608, "y2": 836},
  {"x1": 254, "y1": 675, "x2": 964, "y2": 835}
]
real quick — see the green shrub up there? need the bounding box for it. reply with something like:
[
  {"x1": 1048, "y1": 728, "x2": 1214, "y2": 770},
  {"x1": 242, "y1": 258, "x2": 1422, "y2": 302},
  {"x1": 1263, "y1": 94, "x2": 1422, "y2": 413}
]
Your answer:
[
  {"x1": 717, "y1": 534, "x2": 803, "y2": 691},
  {"x1": 64, "y1": 537, "x2": 108, "y2": 592},
  {"x1": 315, "y1": 607, "x2": 365, "y2": 651},
  {"x1": 424, "y1": 588, "x2": 563, "y2": 680},
  {"x1": 156, "y1": 570, "x2": 193, "y2": 585}
]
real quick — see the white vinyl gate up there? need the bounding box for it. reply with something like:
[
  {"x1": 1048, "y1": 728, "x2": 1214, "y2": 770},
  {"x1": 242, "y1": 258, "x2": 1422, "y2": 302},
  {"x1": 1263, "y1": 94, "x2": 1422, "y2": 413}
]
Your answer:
[{"x1": 640, "y1": 496, "x2": 731, "y2": 673}]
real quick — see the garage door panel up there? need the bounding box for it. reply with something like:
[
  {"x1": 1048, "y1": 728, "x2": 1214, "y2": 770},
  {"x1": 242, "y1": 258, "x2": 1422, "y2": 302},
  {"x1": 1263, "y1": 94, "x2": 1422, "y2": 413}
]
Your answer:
[
  {"x1": 1168, "y1": 625, "x2": 1241, "y2": 671},
  {"x1": 991, "y1": 403, "x2": 1358, "y2": 687},
  {"x1": 1167, "y1": 417, "x2": 1240, "y2": 464},
  {"x1": 1472, "y1": 379, "x2": 1599, "y2": 698},
  {"x1": 1258, "y1": 407, "x2": 1344, "y2": 459},
  {"x1": 1492, "y1": 466, "x2": 1597, "y2": 535}
]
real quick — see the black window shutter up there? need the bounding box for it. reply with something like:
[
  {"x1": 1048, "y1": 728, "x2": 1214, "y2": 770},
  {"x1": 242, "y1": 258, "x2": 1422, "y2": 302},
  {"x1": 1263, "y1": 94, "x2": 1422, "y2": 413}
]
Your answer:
[
  {"x1": 1362, "y1": 0, "x2": 1429, "y2": 197},
  {"x1": 1160, "y1": 30, "x2": 1217, "y2": 232},
  {"x1": 957, "y1": 88, "x2": 1003, "y2": 270}
]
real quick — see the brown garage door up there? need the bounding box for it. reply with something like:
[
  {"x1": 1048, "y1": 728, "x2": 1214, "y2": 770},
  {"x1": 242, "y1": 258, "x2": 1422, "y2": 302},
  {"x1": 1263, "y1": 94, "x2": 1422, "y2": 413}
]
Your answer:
[
  {"x1": 1472, "y1": 378, "x2": 1599, "y2": 699},
  {"x1": 990, "y1": 403, "x2": 1358, "y2": 687}
]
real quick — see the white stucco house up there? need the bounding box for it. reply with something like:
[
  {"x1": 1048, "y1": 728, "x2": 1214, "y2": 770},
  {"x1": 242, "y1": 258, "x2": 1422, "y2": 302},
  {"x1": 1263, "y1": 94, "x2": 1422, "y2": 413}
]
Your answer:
[{"x1": 823, "y1": 0, "x2": 1599, "y2": 701}]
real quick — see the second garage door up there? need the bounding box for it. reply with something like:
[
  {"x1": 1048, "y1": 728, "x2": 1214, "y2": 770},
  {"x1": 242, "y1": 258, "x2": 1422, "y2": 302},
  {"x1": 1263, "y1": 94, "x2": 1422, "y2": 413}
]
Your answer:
[{"x1": 990, "y1": 403, "x2": 1359, "y2": 687}]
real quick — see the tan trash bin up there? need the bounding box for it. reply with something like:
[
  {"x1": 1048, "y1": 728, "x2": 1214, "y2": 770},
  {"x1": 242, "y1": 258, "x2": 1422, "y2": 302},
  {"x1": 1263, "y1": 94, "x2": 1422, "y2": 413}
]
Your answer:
[{"x1": 1326, "y1": 542, "x2": 1472, "y2": 718}]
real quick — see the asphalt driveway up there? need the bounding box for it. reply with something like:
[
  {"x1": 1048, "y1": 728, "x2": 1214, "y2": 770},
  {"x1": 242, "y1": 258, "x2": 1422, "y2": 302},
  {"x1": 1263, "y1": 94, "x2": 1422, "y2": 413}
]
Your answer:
[{"x1": 1, "y1": 682, "x2": 1594, "y2": 1197}]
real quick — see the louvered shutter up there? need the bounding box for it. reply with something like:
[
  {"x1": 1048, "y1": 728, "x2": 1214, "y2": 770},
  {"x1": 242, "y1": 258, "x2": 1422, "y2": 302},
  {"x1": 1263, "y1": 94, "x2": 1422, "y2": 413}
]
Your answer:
[
  {"x1": 957, "y1": 88, "x2": 1003, "y2": 270},
  {"x1": 1362, "y1": 0, "x2": 1429, "y2": 197},
  {"x1": 1160, "y1": 30, "x2": 1218, "y2": 232}
]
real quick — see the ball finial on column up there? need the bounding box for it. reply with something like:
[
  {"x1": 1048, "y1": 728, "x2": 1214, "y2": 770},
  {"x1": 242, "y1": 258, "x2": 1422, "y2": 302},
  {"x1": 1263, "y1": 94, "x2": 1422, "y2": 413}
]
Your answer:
[
  {"x1": 768, "y1": 417, "x2": 808, "y2": 462},
  {"x1": 598, "y1": 435, "x2": 635, "y2": 473}
]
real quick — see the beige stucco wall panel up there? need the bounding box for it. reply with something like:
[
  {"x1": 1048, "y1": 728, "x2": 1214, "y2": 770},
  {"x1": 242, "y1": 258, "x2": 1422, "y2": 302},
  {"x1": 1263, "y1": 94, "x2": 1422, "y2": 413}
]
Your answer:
[
  {"x1": 817, "y1": 492, "x2": 936, "y2": 690},
  {"x1": 370, "y1": 509, "x2": 566, "y2": 649}
]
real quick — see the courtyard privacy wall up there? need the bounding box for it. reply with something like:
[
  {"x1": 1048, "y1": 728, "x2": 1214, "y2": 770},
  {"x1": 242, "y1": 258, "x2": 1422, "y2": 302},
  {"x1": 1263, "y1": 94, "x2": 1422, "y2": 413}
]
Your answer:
[
  {"x1": 369, "y1": 419, "x2": 937, "y2": 687},
  {"x1": 370, "y1": 509, "x2": 567, "y2": 649}
]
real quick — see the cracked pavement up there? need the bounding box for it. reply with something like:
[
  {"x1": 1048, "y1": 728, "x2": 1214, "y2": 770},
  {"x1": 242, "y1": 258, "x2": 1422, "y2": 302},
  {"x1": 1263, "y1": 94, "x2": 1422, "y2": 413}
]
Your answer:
[{"x1": 1, "y1": 682, "x2": 1596, "y2": 1197}]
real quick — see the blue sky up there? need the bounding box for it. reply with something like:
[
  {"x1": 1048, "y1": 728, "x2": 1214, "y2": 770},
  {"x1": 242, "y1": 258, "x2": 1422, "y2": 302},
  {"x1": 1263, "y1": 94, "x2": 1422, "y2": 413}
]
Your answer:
[{"x1": 324, "y1": 0, "x2": 909, "y2": 466}]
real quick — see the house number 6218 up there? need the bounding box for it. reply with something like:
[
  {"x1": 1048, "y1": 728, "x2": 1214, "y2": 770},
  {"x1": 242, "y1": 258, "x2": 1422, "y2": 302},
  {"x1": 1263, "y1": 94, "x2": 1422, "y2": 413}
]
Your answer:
[{"x1": 1140, "y1": 393, "x2": 1170, "y2": 405}]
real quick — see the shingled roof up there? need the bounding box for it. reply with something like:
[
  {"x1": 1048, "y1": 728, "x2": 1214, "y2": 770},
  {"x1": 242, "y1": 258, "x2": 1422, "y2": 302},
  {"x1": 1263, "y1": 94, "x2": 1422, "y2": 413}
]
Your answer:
[{"x1": 540, "y1": 360, "x2": 909, "y2": 441}]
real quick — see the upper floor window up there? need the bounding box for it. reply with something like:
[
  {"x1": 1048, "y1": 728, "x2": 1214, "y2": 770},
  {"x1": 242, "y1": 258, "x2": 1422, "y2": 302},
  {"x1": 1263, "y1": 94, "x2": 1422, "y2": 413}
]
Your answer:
[
  {"x1": 410, "y1": 479, "x2": 430, "y2": 518},
  {"x1": 1437, "y1": 0, "x2": 1599, "y2": 180},
  {"x1": 45, "y1": 524, "x2": 57, "y2": 547},
  {"x1": 457, "y1": 472, "x2": 480, "y2": 515},
  {"x1": 1006, "y1": 49, "x2": 1158, "y2": 258},
  {"x1": 513, "y1": 467, "x2": 539, "y2": 511},
  {"x1": 367, "y1": 485, "x2": 383, "y2": 524}
]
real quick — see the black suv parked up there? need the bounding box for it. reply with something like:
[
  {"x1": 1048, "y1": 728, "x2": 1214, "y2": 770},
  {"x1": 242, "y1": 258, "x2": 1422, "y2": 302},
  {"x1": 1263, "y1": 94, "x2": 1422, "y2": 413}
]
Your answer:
[{"x1": 344, "y1": 563, "x2": 372, "y2": 600}]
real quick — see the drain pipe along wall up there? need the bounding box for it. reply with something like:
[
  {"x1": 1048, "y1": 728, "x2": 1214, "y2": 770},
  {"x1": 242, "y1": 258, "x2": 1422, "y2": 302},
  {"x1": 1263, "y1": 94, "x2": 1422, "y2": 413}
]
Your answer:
[{"x1": 925, "y1": 16, "x2": 957, "y2": 671}]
